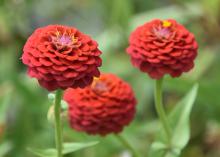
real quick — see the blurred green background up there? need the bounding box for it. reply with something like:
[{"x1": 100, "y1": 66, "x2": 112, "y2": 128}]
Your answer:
[{"x1": 0, "y1": 0, "x2": 220, "y2": 157}]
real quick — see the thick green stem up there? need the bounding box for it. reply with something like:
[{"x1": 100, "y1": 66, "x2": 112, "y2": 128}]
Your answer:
[
  {"x1": 54, "y1": 89, "x2": 63, "y2": 157},
  {"x1": 154, "y1": 78, "x2": 171, "y2": 142},
  {"x1": 115, "y1": 134, "x2": 140, "y2": 157}
]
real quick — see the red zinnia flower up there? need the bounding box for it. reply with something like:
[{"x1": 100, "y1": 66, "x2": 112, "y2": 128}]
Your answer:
[
  {"x1": 127, "y1": 19, "x2": 198, "y2": 79},
  {"x1": 22, "y1": 25, "x2": 102, "y2": 91},
  {"x1": 63, "y1": 73, "x2": 137, "y2": 136}
]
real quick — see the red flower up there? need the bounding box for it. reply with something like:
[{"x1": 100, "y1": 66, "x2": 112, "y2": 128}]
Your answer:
[
  {"x1": 63, "y1": 73, "x2": 137, "y2": 136},
  {"x1": 22, "y1": 25, "x2": 102, "y2": 91},
  {"x1": 127, "y1": 19, "x2": 198, "y2": 79}
]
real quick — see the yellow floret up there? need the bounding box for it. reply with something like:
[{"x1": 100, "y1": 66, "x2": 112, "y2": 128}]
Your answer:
[
  {"x1": 162, "y1": 20, "x2": 172, "y2": 27},
  {"x1": 93, "y1": 77, "x2": 100, "y2": 81},
  {"x1": 71, "y1": 36, "x2": 78, "y2": 43}
]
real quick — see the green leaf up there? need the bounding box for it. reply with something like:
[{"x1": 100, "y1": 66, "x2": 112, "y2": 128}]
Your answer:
[
  {"x1": 62, "y1": 141, "x2": 99, "y2": 154},
  {"x1": 27, "y1": 148, "x2": 56, "y2": 157},
  {"x1": 169, "y1": 84, "x2": 199, "y2": 149},
  {"x1": 148, "y1": 84, "x2": 199, "y2": 157},
  {"x1": 148, "y1": 144, "x2": 166, "y2": 157},
  {"x1": 164, "y1": 149, "x2": 180, "y2": 157},
  {"x1": 149, "y1": 141, "x2": 181, "y2": 157},
  {"x1": 149, "y1": 141, "x2": 182, "y2": 157},
  {"x1": 27, "y1": 141, "x2": 99, "y2": 157}
]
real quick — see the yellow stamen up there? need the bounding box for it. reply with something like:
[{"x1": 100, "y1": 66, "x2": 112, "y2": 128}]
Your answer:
[
  {"x1": 93, "y1": 77, "x2": 99, "y2": 81},
  {"x1": 56, "y1": 31, "x2": 60, "y2": 37},
  {"x1": 71, "y1": 36, "x2": 78, "y2": 43},
  {"x1": 162, "y1": 20, "x2": 172, "y2": 28},
  {"x1": 91, "y1": 77, "x2": 100, "y2": 88}
]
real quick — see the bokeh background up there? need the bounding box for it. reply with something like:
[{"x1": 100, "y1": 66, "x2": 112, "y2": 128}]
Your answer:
[{"x1": 0, "y1": 0, "x2": 220, "y2": 157}]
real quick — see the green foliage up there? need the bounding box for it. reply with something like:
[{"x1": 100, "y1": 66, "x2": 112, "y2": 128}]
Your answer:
[
  {"x1": 170, "y1": 84, "x2": 198, "y2": 149},
  {"x1": 0, "y1": 0, "x2": 220, "y2": 157},
  {"x1": 149, "y1": 84, "x2": 199, "y2": 157},
  {"x1": 28, "y1": 141, "x2": 99, "y2": 157}
]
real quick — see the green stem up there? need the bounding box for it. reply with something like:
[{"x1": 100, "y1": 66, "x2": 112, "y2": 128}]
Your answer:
[
  {"x1": 154, "y1": 78, "x2": 171, "y2": 142},
  {"x1": 54, "y1": 89, "x2": 63, "y2": 157},
  {"x1": 115, "y1": 134, "x2": 140, "y2": 157}
]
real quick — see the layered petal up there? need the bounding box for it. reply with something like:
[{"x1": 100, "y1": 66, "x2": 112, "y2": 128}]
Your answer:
[
  {"x1": 127, "y1": 19, "x2": 198, "y2": 79},
  {"x1": 63, "y1": 73, "x2": 137, "y2": 136},
  {"x1": 22, "y1": 25, "x2": 102, "y2": 91}
]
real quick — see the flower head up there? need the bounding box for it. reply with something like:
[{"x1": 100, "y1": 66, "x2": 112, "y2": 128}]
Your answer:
[
  {"x1": 63, "y1": 73, "x2": 137, "y2": 136},
  {"x1": 22, "y1": 25, "x2": 102, "y2": 91},
  {"x1": 127, "y1": 19, "x2": 198, "y2": 79}
]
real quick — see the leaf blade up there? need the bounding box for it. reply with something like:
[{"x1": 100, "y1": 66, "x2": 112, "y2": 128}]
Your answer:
[
  {"x1": 148, "y1": 84, "x2": 199, "y2": 157},
  {"x1": 63, "y1": 141, "x2": 99, "y2": 154},
  {"x1": 27, "y1": 141, "x2": 99, "y2": 157},
  {"x1": 169, "y1": 84, "x2": 199, "y2": 149}
]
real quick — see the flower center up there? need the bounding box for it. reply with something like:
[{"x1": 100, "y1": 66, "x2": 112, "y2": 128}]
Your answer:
[
  {"x1": 155, "y1": 28, "x2": 170, "y2": 38},
  {"x1": 59, "y1": 35, "x2": 72, "y2": 45},
  {"x1": 51, "y1": 31, "x2": 79, "y2": 48},
  {"x1": 153, "y1": 20, "x2": 173, "y2": 39},
  {"x1": 91, "y1": 77, "x2": 108, "y2": 93}
]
